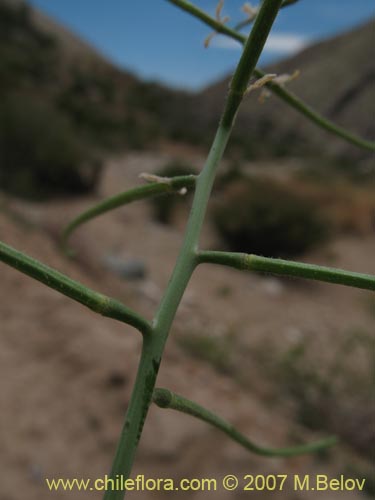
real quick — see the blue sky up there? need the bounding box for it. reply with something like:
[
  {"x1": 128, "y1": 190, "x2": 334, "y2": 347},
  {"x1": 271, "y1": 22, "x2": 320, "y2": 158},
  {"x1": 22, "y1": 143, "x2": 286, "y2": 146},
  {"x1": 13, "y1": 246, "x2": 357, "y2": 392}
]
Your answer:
[{"x1": 26, "y1": 0, "x2": 375, "y2": 90}]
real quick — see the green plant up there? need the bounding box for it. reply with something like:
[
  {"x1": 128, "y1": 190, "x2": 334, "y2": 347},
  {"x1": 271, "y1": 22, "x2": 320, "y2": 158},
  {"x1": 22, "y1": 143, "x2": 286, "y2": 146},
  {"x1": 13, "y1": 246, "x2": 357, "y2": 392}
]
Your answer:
[
  {"x1": 0, "y1": 1, "x2": 57, "y2": 90},
  {"x1": 177, "y1": 331, "x2": 235, "y2": 374},
  {"x1": 0, "y1": 2, "x2": 374, "y2": 500},
  {"x1": 273, "y1": 327, "x2": 375, "y2": 456},
  {"x1": 0, "y1": 93, "x2": 101, "y2": 199},
  {"x1": 213, "y1": 175, "x2": 330, "y2": 257}
]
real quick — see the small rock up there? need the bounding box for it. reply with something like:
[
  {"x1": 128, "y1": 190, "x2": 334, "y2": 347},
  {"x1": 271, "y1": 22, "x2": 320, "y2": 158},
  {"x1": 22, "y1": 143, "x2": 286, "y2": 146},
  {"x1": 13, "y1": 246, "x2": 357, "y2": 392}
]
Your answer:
[
  {"x1": 261, "y1": 277, "x2": 284, "y2": 296},
  {"x1": 285, "y1": 327, "x2": 303, "y2": 343},
  {"x1": 102, "y1": 255, "x2": 147, "y2": 280},
  {"x1": 137, "y1": 280, "x2": 162, "y2": 304},
  {"x1": 30, "y1": 463, "x2": 43, "y2": 483}
]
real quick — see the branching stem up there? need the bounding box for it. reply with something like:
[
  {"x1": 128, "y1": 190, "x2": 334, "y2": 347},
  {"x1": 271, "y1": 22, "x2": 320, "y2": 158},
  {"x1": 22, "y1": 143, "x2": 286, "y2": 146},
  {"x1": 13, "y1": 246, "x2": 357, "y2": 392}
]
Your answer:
[{"x1": 153, "y1": 388, "x2": 338, "y2": 457}]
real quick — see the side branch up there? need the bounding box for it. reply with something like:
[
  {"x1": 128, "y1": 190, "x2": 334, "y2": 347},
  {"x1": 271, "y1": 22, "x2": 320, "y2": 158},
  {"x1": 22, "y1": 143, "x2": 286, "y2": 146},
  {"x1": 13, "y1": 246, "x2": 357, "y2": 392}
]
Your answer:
[
  {"x1": 0, "y1": 241, "x2": 152, "y2": 335},
  {"x1": 254, "y1": 68, "x2": 375, "y2": 151},
  {"x1": 62, "y1": 175, "x2": 196, "y2": 252},
  {"x1": 166, "y1": 0, "x2": 375, "y2": 151},
  {"x1": 153, "y1": 388, "x2": 337, "y2": 457},
  {"x1": 198, "y1": 251, "x2": 375, "y2": 291}
]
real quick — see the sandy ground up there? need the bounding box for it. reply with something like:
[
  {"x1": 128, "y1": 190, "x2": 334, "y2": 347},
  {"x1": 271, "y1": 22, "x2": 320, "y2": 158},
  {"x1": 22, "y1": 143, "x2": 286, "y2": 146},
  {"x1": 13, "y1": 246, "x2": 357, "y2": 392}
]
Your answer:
[{"x1": 0, "y1": 152, "x2": 374, "y2": 499}]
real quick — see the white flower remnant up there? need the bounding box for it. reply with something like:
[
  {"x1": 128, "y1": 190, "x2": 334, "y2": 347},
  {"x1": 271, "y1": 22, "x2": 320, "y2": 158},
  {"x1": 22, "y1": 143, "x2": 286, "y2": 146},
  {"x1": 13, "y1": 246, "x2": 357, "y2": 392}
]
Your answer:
[
  {"x1": 242, "y1": 2, "x2": 259, "y2": 21},
  {"x1": 246, "y1": 73, "x2": 277, "y2": 94},
  {"x1": 204, "y1": 0, "x2": 230, "y2": 48},
  {"x1": 139, "y1": 173, "x2": 173, "y2": 185},
  {"x1": 259, "y1": 70, "x2": 300, "y2": 102}
]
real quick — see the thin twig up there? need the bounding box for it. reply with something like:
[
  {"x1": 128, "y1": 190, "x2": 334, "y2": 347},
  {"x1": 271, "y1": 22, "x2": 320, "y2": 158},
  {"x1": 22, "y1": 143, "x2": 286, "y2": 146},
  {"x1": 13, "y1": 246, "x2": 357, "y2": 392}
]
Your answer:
[
  {"x1": 62, "y1": 175, "x2": 196, "y2": 254},
  {"x1": 153, "y1": 388, "x2": 338, "y2": 457},
  {"x1": 198, "y1": 250, "x2": 375, "y2": 291},
  {"x1": 0, "y1": 241, "x2": 152, "y2": 335}
]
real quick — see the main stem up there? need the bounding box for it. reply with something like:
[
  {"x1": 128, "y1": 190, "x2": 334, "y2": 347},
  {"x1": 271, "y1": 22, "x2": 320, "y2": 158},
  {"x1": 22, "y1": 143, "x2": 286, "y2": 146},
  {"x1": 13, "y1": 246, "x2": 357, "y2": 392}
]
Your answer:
[
  {"x1": 104, "y1": 2, "x2": 283, "y2": 498},
  {"x1": 103, "y1": 124, "x2": 232, "y2": 500}
]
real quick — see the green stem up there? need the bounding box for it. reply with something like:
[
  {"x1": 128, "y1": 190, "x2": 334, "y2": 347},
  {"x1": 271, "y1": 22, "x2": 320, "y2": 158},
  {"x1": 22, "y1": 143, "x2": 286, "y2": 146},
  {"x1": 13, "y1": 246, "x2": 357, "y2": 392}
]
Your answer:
[
  {"x1": 166, "y1": 0, "x2": 375, "y2": 151},
  {"x1": 104, "y1": 1, "x2": 284, "y2": 497},
  {"x1": 62, "y1": 175, "x2": 196, "y2": 253},
  {"x1": 221, "y1": 0, "x2": 283, "y2": 127},
  {"x1": 153, "y1": 388, "x2": 337, "y2": 457},
  {"x1": 154, "y1": 126, "x2": 232, "y2": 334},
  {"x1": 103, "y1": 337, "x2": 159, "y2": 500},
  {"x1": 198, "y1": 251, "x2": 375, "y2": 291},
  {"x1": 255, "y1": 69, "x2": 375, "y2": 151},
  {"x1": 103, "y1": 92, "x2": 233, "y2": 500},
  {"x1": 0, "y1": 241, "x2": 151, "y2": 335}
]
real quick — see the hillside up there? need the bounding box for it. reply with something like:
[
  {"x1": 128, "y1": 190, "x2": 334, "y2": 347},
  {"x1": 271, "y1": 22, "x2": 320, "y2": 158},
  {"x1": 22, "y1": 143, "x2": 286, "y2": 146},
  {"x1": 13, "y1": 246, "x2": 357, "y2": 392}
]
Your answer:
[
  {"x1": 190, "y1": 20, "x2": 375, "y2": 165},
  {"x1": 0, "y1": 0, "x2": 373, "y2": 200},
  {"x1": 0, "y1": 0, "x2": 178, "y2": 198},
  {"x1": 3, "y1": 0, "x2": 111, "y2": 64}
]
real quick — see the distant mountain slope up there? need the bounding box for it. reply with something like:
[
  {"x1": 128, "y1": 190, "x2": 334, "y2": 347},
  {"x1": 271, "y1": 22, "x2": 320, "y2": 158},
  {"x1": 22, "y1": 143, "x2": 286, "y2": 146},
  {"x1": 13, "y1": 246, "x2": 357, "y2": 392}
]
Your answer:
[
  {"x1": 0, "y1": 0, "x2": 373, "y2": 200},
  {"x1": 0, "y1": 0, "x2": 166, "y2": 197},
  {"x1": 191, "y1": 21, "x2": 375, "y2": 164},
  {"x1": 2, "y1": 0, "x2": 111, "y2": 65}
]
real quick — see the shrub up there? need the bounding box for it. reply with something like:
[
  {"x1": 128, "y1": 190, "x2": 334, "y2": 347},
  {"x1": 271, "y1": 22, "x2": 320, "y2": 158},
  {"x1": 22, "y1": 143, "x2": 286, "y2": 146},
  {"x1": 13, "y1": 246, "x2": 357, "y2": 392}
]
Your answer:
[
  {"x1": 0, "y1": 93, "x2": 102, "y2": 199},
  {"x1": 275, "y1": 328, "x2": 375, "y2": 457},
  {"x1": 150, "y1": 161, "x2": 196, "y2": 224},
  {"x1": 213, "y1": 175, "x2": 330, "y2": 257},
  {"x1": 177, "y1": 332, "x2": 234, "y2": 375},
  {"x1": 0, "y1": 1, "x2": 57, "y2": 91}
]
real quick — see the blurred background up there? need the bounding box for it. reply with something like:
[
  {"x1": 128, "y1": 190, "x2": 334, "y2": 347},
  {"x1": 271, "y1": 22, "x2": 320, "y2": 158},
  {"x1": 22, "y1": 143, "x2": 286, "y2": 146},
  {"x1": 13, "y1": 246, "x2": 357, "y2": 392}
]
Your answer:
[{"x1": 0, "y1": 0, "x2": 374, "y2": 498}]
